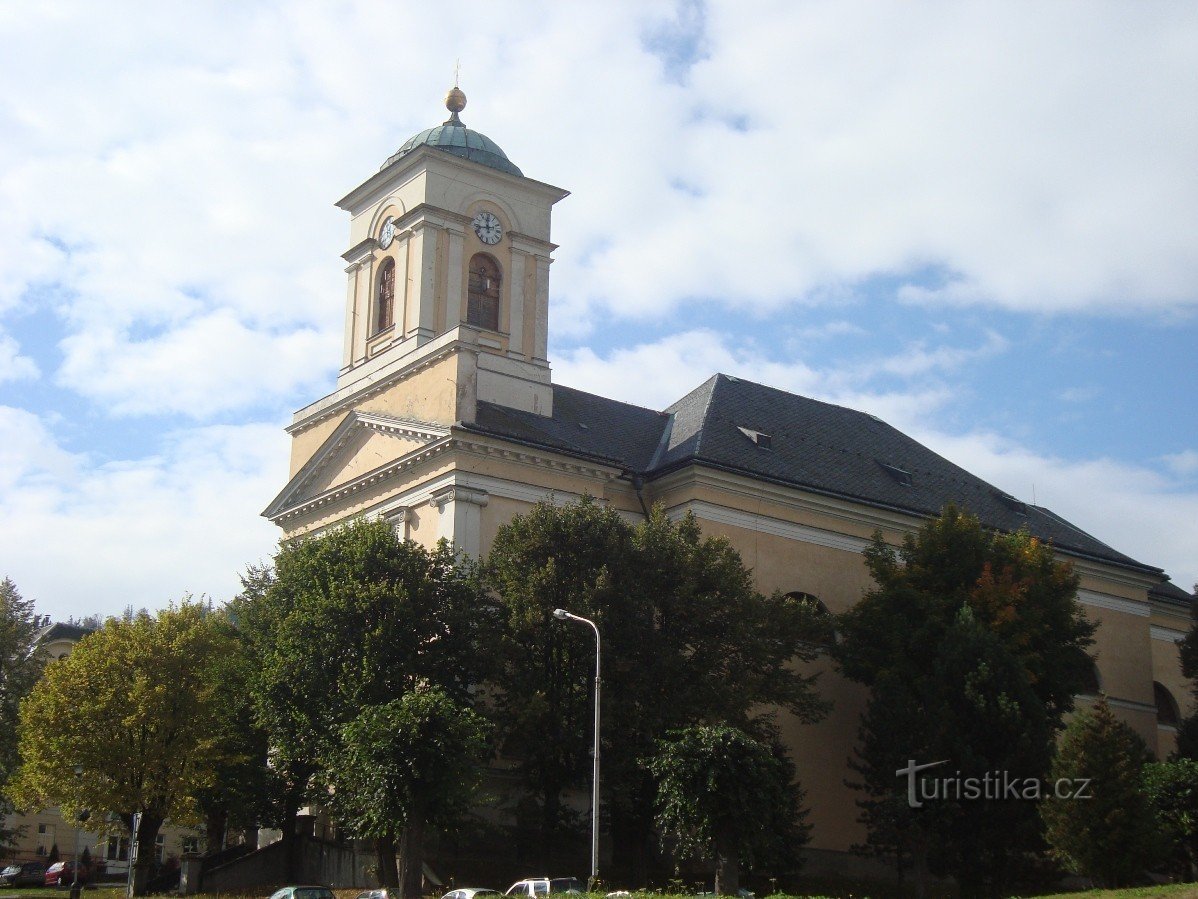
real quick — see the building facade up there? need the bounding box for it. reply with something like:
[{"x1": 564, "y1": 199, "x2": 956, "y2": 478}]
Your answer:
[{"x1": 264, "y1": 87, "x2": 1194, "y2": 862}]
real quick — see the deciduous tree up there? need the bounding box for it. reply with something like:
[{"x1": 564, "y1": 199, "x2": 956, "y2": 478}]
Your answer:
[
  {"x1": 0, "y1": 577, "x2": 43, "y2": 852},
  {"x1": 1142, "y1": 758, "x2": 1198, "y2": 881},
  {"x1": 648, "y1": 725, "x2": 807, "y2": 895},
  {"x1": 236, "y1": 518, "x2": 497, "y2": 887},
  {"x1": 7, "y1": 602, "x2": 243, "y2": 895},
  {"x1": 834, "y1": 506, "x2": 1094, "y2": 895},
  {"x1": 325, "y1": 688, "x2": 490, "y2": 899},
  {"x1": 486, "y1": 499, "x2": 828, "y2": 881}
]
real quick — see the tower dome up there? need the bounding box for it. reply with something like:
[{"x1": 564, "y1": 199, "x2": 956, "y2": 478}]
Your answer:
[{"x1": 381, "y1": 86, "x2": 523, "y2": 177}]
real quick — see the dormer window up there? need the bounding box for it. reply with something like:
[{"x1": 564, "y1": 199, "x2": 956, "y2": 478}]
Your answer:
[
  {"x1": 467, "y1": 254, "x2": 501, "y2": 331},
  {"x1": 375, "y1": 258, "x2": 395, "y2": 333}
]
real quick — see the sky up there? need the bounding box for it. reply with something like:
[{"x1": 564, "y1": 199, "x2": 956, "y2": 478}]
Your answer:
[{"x1": 1, "y1": 1, "x2": 1195, "y2": 621}]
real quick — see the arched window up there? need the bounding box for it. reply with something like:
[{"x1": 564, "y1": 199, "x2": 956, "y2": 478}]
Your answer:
[
  {"x1": 1155, "y1": 681, "x2": 1180, "y2": 727},
  {"x1": 467, "y1": 253, "x2": 501, "y2": 331},
  {"x1": 786, "y1": 591, "x2": 836, "y2": 647},
  {"x1": 375, "y1": 258, "x2": 395, "y2": 333}
]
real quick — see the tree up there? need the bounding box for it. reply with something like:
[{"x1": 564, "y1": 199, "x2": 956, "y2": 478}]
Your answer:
[
  {"x1": 833, "y1": 506, "x2": 1095, "y2": 894},
  {"x1": 325, "y1": 688, "x2": 490, "y2": 899},
  {"x1": 486, "y1": 499, "x2": 828, "y2": 880},
  {"x1": 0, "y1": 578, "x2": 43, "y2": 853},
  {"x1": 7, "y1": 602, "x2": 243, "y2": 895},
  {"x1": 1172, "y1": 585, "x2": 1198, "y2": 760},
  {"x1": 1042, "y1": 697, "x2": 1160, "y2": 887},
  {"x1": 648, "y1": 725, "x2": 807, "y2": 895},
  {"x1": 1142, "y1": 758, "x2": 1198, "y2": 880},
  {"x1": 236, "y1": 518, "x2": 497, "y2": 889}
]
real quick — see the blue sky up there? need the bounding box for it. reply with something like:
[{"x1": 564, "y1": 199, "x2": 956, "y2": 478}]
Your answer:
[{"x1": 0, "y1": 1, "x2": 1195, "y2": 619}]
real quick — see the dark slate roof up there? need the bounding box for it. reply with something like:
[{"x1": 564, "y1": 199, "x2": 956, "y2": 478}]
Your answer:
[
  {"x1": 1150, "y1": 579, "x2": 1195, "y2": 608},
  {"x1": 463, "y1": 373, "x2": 1161, "y2": 576},
  {"x1": 468, "y1": 384, "x2": 669, "y2": 471}
]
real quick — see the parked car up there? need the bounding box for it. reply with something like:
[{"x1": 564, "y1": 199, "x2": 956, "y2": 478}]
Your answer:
[
  {"x1": 45, "y1": 860, "x2": 91, "y2": 886},
  {"x1": 1, "y1": 861, "x2": 48, "y2": 886},
  {"x1": 442, "y1": 888, "x2": 500, "y2": 899},
  {"x1": 505, "y1": 878, "x2": 583, "y2": 897},
  {"x1": 266, "y1": 886, "x2": 336, "y2": 899},
  {"x1": 355, "y1": 890, "x2": 397, "y2": 899}
]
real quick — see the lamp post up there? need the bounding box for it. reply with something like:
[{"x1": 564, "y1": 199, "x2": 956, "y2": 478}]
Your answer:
[
  {"x1": 553, "y1": 608, "x2": 600, "y2": 890},
  {"x1": 70, "y1": 765, "x2": 83, "y2": 899}
]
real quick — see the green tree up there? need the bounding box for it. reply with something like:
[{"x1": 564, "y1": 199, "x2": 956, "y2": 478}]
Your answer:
[
  {"x1": 0, "y1": 578, "x2": 43, "y2": 852},
  {"x1": 1173, "y1": 584, "x2": 1198, "y2": 760},
  {"x1": 325, "y1": 688, "x2": 490, "y2": 899},
  {"x1": 236, "y1": 518, "x2": 497, "y2": 887},
  {"x1": 7, "y1": 602, "x2": 242, "y2": 895},
  {"x1": 1042, "y1": 697, "x2": 1160, "y2": 887},
  {"x1": 1143, "y1": 758, "x2": 1198, "y2": 880},
  {"x1": 486, "y1": 500, "x2": 828, "y2": 880},
  {"x1": 648, "y1": 725, "x2": 807, "y2": 895},
  {"x1": 833, "y1": 506, "x2": 1094, "y2": 895}
]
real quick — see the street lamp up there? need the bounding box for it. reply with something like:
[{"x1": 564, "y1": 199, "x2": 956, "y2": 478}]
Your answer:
[
  {"x1": 70, "y1": 765, "x2": 86, "y2": 899},
  {"x1": 553, "y1": 608, "x2": 600, "y2": 889}
]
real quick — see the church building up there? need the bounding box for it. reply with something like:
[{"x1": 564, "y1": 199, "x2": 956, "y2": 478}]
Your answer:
[{"x1": 264, "y1": 86, "x2": 1194, "y2": 867}]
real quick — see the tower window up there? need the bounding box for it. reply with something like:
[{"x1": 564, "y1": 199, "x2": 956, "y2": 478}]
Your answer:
[
  {"x1": 467, "y1": 253, "x2": 501, "y2": 332},
  {"x1": 375, "y1": 258, "x2": 395, "y2": 334}
]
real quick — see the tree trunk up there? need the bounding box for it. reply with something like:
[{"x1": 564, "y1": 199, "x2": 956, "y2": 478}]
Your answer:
[
  {"x1": 204, "y1": 809, "x2": 228, "y2": 854},
  {"x1": 129, "y1": 813, "x2": 164, "y2": 898},
  {"x1": 713, "y1": 826, "x2": 739, "y2": 896},
  {"x1": 398, "y1": 819, "x2": 425, "y2": 899},
  {"x1": 375, "y1": 833, "x2": 399, "y2": 887},
  {"x1": 540, "y1": 791, "x2": 560, "y2": 870}
]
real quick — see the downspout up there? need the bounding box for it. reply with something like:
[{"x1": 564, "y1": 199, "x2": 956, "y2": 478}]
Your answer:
[{"x1": 630, "y1": 474, "x2": 651, "y2": 520}]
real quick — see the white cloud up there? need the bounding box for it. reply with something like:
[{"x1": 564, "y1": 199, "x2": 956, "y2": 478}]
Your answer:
[
  {"x1": 0, "y1": 406, "x2": 286, "y2": 620},
  {"x1": 1162, "y1": 449, "x2": 1198, "y2": 478},
  {"x1": 917, "y1": 428, "x2": 1198, "y2": 593},
  {"x1": 0, "y1": 332, "x2": 38, "y2": 382}
]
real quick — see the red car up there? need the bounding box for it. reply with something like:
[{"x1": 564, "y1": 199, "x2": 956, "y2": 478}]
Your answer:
[{"x1": 45, "y1": 860, "x2": 91, "y2": 886}]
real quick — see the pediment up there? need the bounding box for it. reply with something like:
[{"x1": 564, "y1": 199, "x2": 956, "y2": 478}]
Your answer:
[{"x1": 264, "y1": 412, "x2": 449, "y2": 520}]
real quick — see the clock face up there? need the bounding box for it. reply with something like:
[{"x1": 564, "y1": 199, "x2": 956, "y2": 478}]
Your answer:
[
  {"x1": 378, "y1": 217, "x2": 396, "y2": 249},
  {"x1": 472, "y1": 211, "x2": 502, "y2": 245}
]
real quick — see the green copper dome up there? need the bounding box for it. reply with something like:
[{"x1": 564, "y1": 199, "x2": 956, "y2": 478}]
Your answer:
[{"x1": 382, "y1": 103, "x2": 523, "y2": 178}]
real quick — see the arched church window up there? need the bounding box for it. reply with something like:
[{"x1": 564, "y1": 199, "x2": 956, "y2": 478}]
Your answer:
[
  {"x1": 786, "y1": 591, "x2": 836, "y2": 648},
  {"x1": 467, "y1": 253, "x2": 501, "y2": 332},
  {"x1": 375, "y1": 258, "x2": 395, "y2": 333},
  {"x1": 1155, "y1": 681, "x2": 1180, "y2": 727}
]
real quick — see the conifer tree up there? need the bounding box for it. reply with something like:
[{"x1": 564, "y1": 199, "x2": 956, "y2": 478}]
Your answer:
[{"x1": 1042, "y1": 697, "x2": 1160, "y2": 886}]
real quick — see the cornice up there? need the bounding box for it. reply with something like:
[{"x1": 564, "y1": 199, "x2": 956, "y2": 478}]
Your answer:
[
  {"x1": 1151, "y1": 625, "x2": 1186, "y2": 643},
  {"x1": 270, "y1": 436, "x2": 454, "y2": 525},
  {"x1": 271, "y1": 433, "x2": 619, "y2": 527},
  {"x1": 1076, "y1": 588, "x2": 1150, "y2": 618},
  {"x1": 669, "y1": 499, "x2": 873, "y2": 556}
]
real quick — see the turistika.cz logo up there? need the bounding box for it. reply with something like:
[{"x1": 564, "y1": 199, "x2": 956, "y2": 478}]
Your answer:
[{"x1": 896, "y1": 759, "x2": 1093, "y2": 808}]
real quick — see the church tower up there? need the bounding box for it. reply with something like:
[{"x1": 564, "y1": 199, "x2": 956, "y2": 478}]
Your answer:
[
  {"x1": 265, "y1": 87, "x2": 570, "y2": 545},
  {"x1": 333, "y1": 85, "x2": 567, "y2": 420}
]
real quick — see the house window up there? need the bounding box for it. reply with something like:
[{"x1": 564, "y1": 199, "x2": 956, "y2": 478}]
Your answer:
[
  {"x1": 1155, "y1": 681, "x2": 1180, "y2": 727},
  {"x1": 107, "y1": 836, "x2": 129, "y2": 862},
  {"x1": 37, "y1": 824, "x2": 55, "y2": 856},
  {"x1": 155, "y1": 834, "x2": 165, "y2": 864},
  {"x1": 375, "y1": 258, "x2": 395, "y2": 333},
  {"x1": 181, "y1": 837, "x2": 200, "y2": 854},
  {"x1": 467, "y1": 254, "x2": 501, "y2": 331}
]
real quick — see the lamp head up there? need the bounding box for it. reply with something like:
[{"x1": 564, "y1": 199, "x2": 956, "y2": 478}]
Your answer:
[{"x1": 553, "y1": 608, "x2": 569, "y2": 620}]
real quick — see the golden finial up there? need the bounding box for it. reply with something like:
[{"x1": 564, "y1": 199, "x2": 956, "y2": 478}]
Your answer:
[{"x1": 445, "y1": 85, "x2": 467, "y2": 116}]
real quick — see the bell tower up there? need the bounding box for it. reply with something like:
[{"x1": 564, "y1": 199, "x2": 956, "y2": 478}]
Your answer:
[{"x1": 333, "y1": 86, "x2": 568, "y2": 420}]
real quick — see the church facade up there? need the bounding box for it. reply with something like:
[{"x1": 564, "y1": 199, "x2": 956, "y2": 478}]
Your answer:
[{"x1": 264, "y1": 87, "x2": 1194, "y2": 861}]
